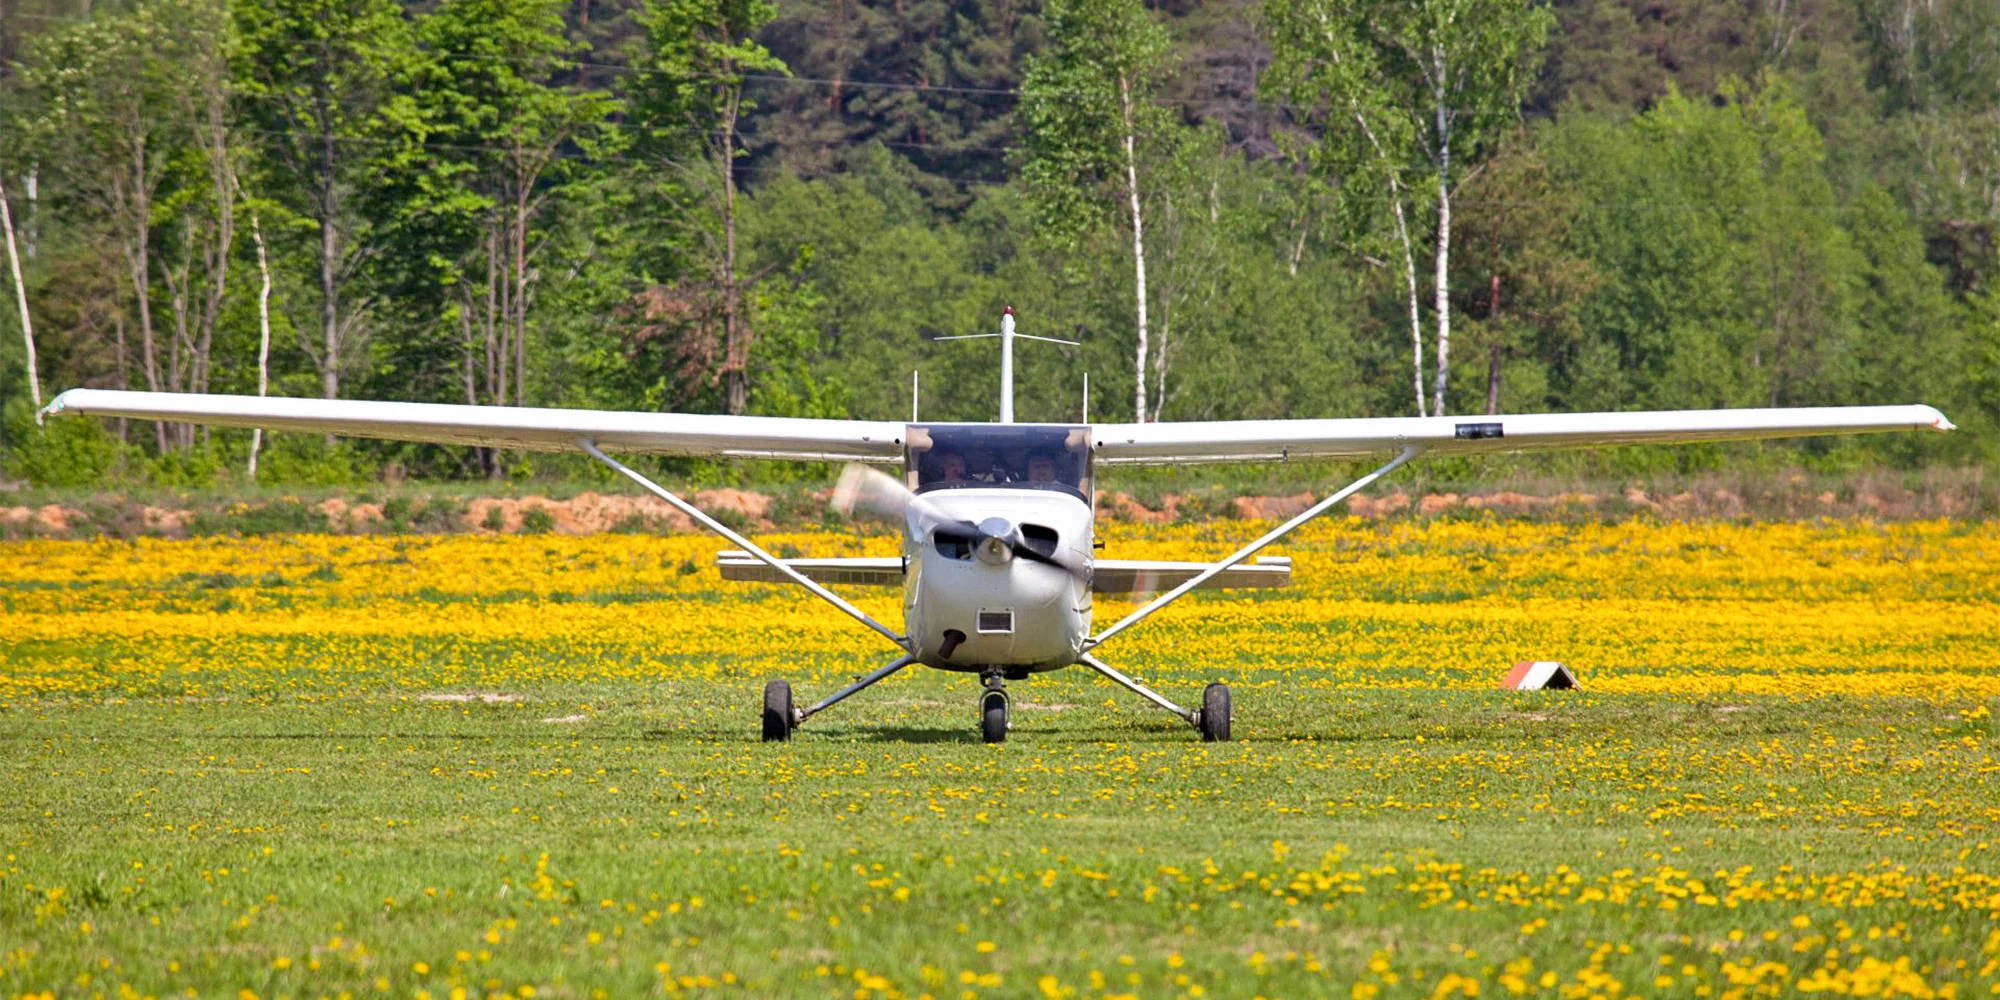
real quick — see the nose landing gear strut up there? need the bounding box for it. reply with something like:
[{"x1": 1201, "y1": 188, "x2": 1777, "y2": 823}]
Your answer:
[{"x1": 979, "y1": 670, "x2": 1011, "y2": 744}]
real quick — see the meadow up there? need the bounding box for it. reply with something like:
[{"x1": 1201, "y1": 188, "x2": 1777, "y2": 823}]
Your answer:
[{"x1": 2, "y1": 516, "x2": 1998, "y2": 1000}]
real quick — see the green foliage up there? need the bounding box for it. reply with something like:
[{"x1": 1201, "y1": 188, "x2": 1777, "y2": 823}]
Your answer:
[
  {"x1": 520, "y1": 504, "x2": 556, "y2": 534},
  {"x1": 630, "y1": 0, "x2": 786, "y2": 162},
  {"x1": 752, "y1": 0, "x2": 1041, "y2": 205},
  {"x1": 1, "y1": 400, "x2": 123, "y2": 488},
  {"x1": 187, "y1": 498, "x2": 331, "y2": 536},
  {"x1": 1543, "y1": 80, "x2": 1948, "y2": 429},
  {"x1": 1018, "y1": 0, "x2": 1177, "y2": 257},
  {"x1": 248, "y1": 433, "x2": 379, "y2": 487},
  {"x1": 140, "y1": 440, "x2": 230, "y2": 490},
  {"x1": 1, "y1": 0, "x2": 1990, "y2": 484}
]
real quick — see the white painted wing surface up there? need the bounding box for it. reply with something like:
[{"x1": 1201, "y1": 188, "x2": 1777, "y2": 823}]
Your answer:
[
  {"x1": 1090, "y1": 405, "x2": 1954, "y2": 465},
  {"x1": 39, "y1": 389, "x2": 908, "y2": 463}
]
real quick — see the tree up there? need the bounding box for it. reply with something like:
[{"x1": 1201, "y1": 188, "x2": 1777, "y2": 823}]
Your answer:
[
  {"x1": 244, "y1": 196, "x2": 275, "y2": 479},
  {"x1": 154, "y1": 0, "x2": 239, "y2": 448},
  {"x1": 631, "y1": 0, "x2": 786, "y2": 415},
  {"x1": 0, "y1": 173, "x2": 38, "y2": 411},
  {"x1": 1019, "y1": 0, "x2": 1179, "y2": 422},
  {"x1": 1265, "y1": 0, "x2": 1553, "y2": 415},
  {"x1": 15, "y1": 0, "x2": 218, "y2": 450},
  {"x1": 385, "y1": 0, "x2": 619, "y2": 474},
  {"x1": 1448, "y1": 130, "x2": 1597, "y2": 415},
  {"x1": 753, "y1": 0, "x2": 1042, "y2": 204},
  {"x1": 233, "y1": 0, "x2": 412, "y2": 405},
  {"x1": 1547, "y1": 81, "x2": 1873, "y2": 414}
]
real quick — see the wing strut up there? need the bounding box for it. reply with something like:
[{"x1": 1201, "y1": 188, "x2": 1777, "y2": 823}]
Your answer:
[
  {"x1": 1084, "y1": 445, "x2": 1423, "y2": 650},
  {"x1": 576, "y1": 439, "x2": 908, "y2": 649}
]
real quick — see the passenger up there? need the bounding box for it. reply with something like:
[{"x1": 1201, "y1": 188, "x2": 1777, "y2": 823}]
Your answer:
[
  {"x1": 935, "y1": 450, "x2": 968, "y2": 483},
  {"x1": 1026, "y1": 454, "x2": 1058, "y2": 484}
]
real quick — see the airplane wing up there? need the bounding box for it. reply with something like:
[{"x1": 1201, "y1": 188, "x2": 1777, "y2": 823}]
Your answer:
[
  {"x1": 38, "y1": 389, "x2": 907, "y2": 463},
  {"x1": 41, "y1": 391, "x2": 1953, "y2": 466},
  {"x1": 1089, "y1": 405, "x2": 1954, "y2": 465}
]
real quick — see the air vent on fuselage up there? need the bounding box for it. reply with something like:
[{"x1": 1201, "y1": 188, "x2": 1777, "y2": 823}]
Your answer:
[
  {"x1": 1018, "y1": 523, "x2": 1059, "y2": 558},
  {"x1": 976, "y1": 608, "x2": 1015, "y2": 634},
  {"x1": 935, "y1": 530, "x2": 974, "y2": 559}
]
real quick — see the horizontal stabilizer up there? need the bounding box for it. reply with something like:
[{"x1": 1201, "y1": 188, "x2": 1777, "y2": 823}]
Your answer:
[
  {"x1": 1091, "y1": 557, "x2": 1291, "y2": 593},
  {"x1": 717, "y1": 553, "x2": 904, "y2": 587}
]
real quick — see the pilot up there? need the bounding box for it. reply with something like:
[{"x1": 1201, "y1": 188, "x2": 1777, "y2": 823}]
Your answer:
[
  {"x1": 934, "y1": 450, "x2": 969, "y2": 483},
  {"x1": 1026, "y1": 453, "x2": 1058, "y2": 484}
]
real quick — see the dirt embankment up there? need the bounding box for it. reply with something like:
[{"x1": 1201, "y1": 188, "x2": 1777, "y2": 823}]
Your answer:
[
  {"x1": 311, "y1": 489, "x2": 769, "y2": 534},
  {"x1": 1099, "y1": 483, "x2": 1974, "y2": 524}
]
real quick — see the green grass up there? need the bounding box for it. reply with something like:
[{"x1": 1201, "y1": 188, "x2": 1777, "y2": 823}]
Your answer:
[
  {"x1": 3, "y1": 677, "x2": 1997, "y2": 999},
  {"x1": 1, "y1": 522, "x2": 1996, "y2": 998}
]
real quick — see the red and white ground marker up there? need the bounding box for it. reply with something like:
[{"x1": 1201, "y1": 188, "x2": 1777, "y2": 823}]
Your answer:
[{"x1": 1500, "y1": 661, "x2": 1577, "y2": 690}]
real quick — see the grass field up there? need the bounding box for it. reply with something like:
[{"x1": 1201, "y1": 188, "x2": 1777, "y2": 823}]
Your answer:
[{"x1": 3, "y1": 517, "x2": 1998, "y2": 1000}]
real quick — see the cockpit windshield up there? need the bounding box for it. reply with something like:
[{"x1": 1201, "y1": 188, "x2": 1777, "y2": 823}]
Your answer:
[{"x1": 906, "y1": 424, "x2": 1093, "y2": 503}]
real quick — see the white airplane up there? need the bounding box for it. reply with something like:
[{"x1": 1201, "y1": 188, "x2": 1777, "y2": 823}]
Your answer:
[{"x1": 39, "y1": 310, "x2": 1956, "y2": 743}]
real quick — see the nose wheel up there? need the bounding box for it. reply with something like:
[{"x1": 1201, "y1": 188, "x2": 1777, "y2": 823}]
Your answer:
[{"x1": 980, "y1": 675, "x2": 1010, "y2": 744}]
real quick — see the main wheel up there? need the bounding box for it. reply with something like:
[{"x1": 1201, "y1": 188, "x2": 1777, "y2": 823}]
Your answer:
[
  {"x1": 762, "y1": 679, "x2": 794, "y2": 742},
  {"x1": 1198, "y1": 682, "x2": 1231, "y2": 742},
  {"x1": 980, "y1": 690, "x2": 1008, "y2": 744}
]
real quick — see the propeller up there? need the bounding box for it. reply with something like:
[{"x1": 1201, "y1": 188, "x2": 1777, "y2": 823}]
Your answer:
[{"x1": 832, "y1": 464, "x2": 1087, "y2": 581}]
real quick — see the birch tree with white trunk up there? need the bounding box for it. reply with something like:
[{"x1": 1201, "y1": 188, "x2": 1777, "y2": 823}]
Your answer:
[
  {"x1": 245, "y1": 201, "x2": 274, "y2": 480},
  {"x1": 1020, "y1": 0, "x2": 1181, "y2": 422},
  {"x1": 15, "y1": 0, "x2": 215, "y2": 448},
  {"x1": 0, "y1": 175, "x2": 38, "y2": 412},
  {"x1": 1264, "y1": 0, "x2": 1552, "y2": 416}
]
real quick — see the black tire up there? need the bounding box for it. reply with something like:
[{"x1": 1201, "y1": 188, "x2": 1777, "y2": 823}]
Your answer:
[
  {"x1": 980, "y1": 690, "x2": 1008, "y2": 744},
  {"x1": 762, "y1": 679, "x2": 794, "y2": 742},
  {"x1": 1199, "y1": 682, "x2": 1231, "y2": 742}
]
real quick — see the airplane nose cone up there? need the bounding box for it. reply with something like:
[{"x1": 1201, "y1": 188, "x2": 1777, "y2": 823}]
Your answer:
[
  {"x1": 974, "y1": 517, "x2": 1015, "y2": 566},
  {"x1": 975, "y1": 533, "x2": 1013, "y2": 566}
]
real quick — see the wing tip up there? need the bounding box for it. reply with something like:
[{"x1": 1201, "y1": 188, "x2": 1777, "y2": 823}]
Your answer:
[
  {"x1": 37, "y1": 388, "x2": 86, "y2": 423},
  {"x1": 1919, "y1": 405, "x2": 1956, "y2": 433}
]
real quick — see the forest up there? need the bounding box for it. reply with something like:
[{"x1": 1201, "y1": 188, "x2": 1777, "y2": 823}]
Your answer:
[{"x1": 0, "y1": 0, "x2": 1994, "y2": 488}]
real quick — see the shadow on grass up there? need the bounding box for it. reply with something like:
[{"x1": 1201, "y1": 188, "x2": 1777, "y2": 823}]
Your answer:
[{"x1": 842, "y1": 725, "x2": 982, "y2": 744}]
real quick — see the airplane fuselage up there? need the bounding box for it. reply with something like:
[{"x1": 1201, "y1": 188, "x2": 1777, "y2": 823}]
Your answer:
[{"x1": 901, "y1": 487, "x2": 1095, "y2": 674}]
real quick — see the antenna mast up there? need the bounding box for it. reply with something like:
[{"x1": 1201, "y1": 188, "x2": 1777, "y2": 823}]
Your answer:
[
  {"x1": 932, "y1": 308, "x2": 1079, "y2": 424},
  {"x1": 1000, "y1": 308, "x2": 1015, "y2": 423}
]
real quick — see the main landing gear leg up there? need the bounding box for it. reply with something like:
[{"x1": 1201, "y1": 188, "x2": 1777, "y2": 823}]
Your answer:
[
  {"x1": 573, "y1": 441, "x2": 914, "y2": 745},
  {"x1": 763, "y1": 654, "x2": 914, "y2": 742},
  {"x1": 1077, "y1": 654, "x2": 1231, "y2": 742}
]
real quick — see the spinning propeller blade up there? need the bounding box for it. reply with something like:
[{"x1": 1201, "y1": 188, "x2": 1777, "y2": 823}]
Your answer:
[
  {"x1": 832, "y1": 464, "x2": 969, "y2": 540},
  {"x1": 831, "y1": 464, "x2": 1087, "y2": 581}
]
